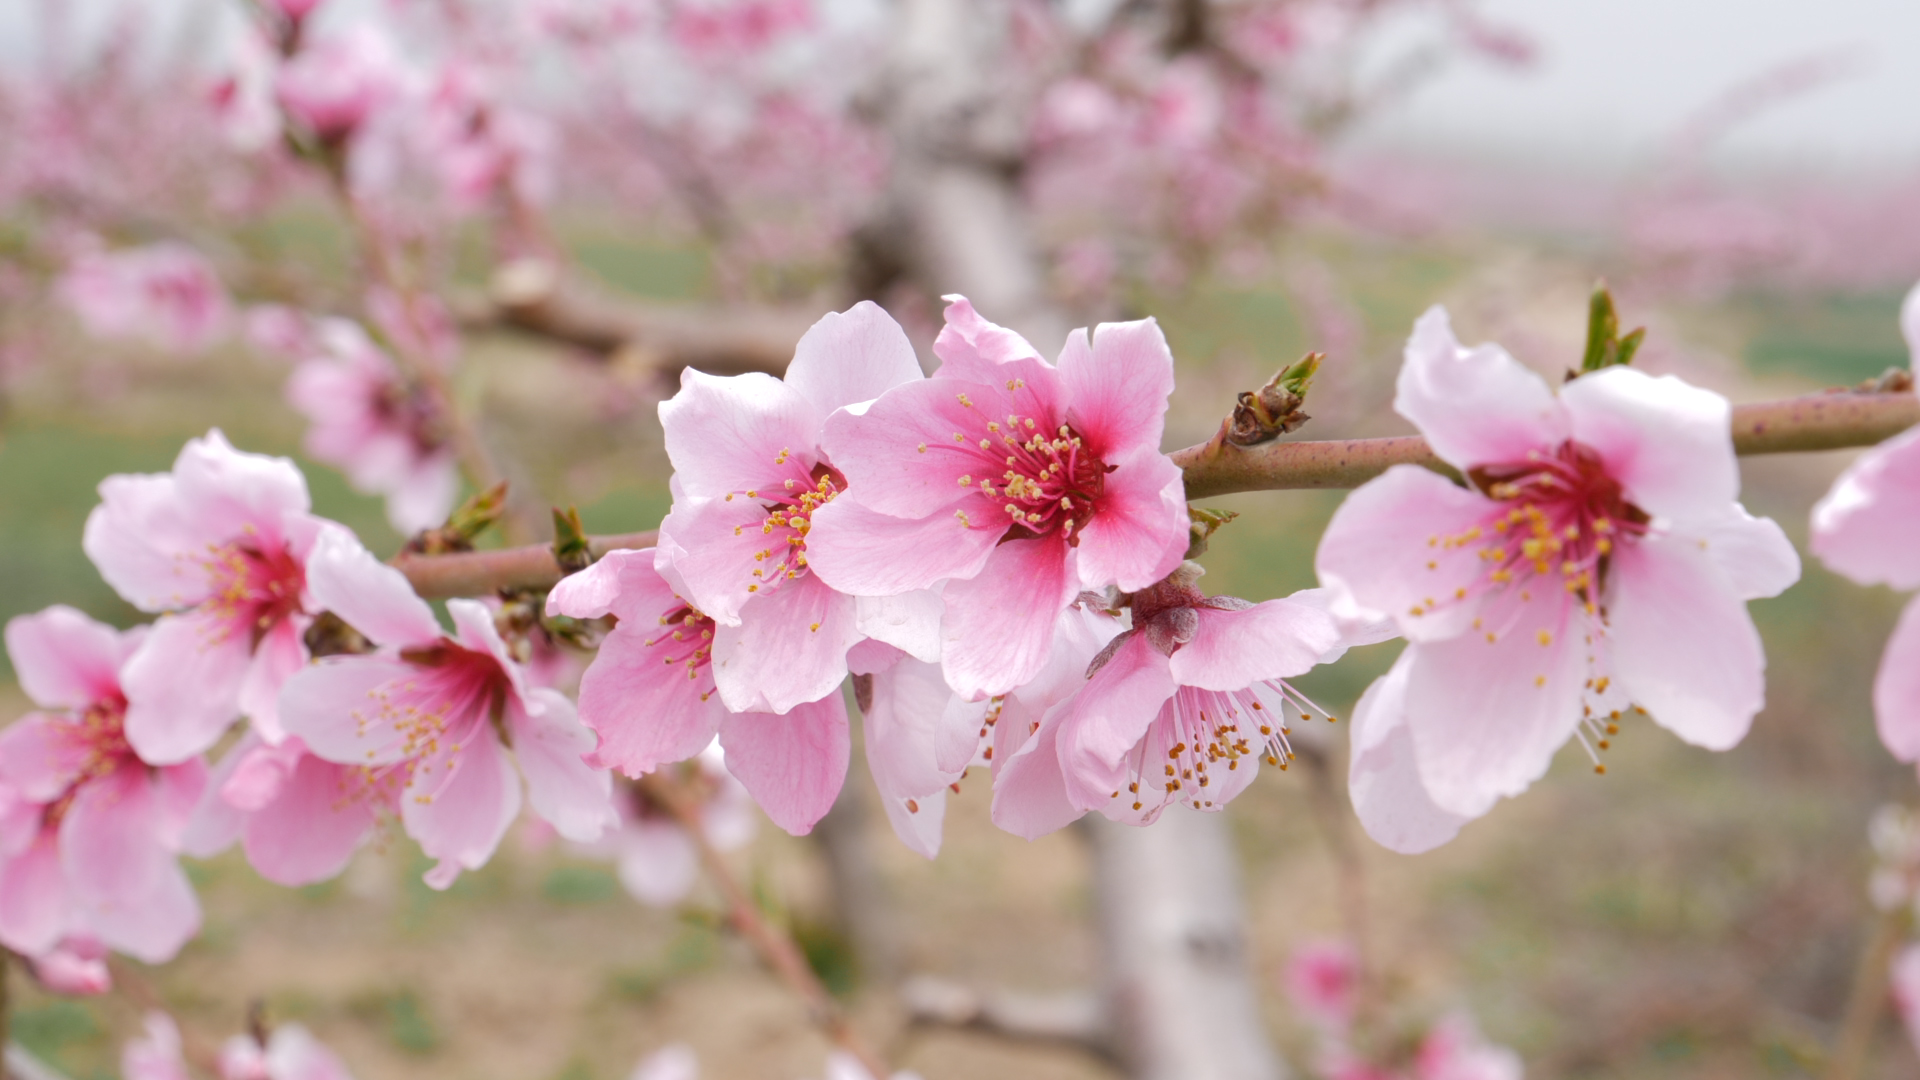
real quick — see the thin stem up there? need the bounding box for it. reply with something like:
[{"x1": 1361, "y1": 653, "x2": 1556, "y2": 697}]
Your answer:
[
  {"x1": 1824, "y1": 902, "x2": 1912, "y2": 1080},
  {"x1": 393, "y1": 387, "x2": 1920, "y2": 599},
  {"x1": 637, "y1": 772, "x2": 892, "y2": 1079}
]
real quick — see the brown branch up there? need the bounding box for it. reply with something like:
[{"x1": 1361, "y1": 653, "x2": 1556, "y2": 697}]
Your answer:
[
  {"x1": 393, "y1": 530, "x2": 656, "y2": 599},
  {"x1": 637, "y1": 771, "x2": 892, "y2": 1079},
  {"x1": 1822, "y1": 902, "x2": 1912, "y2": 1080}
]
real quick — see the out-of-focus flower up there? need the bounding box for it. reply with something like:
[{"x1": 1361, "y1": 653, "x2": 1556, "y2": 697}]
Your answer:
[
  {"x1": 285, "y1": 319, "x2": 459, "y2": 534},
  {"x1": 0, "y1": 607, "x2": 203, "y2": 964},
  {"x1": 570, "y1": 743, "x2": 756, "y2": 906},
  {"x1": 545, "y1": 549, "x2": 850, "y2": 836},
  {"x1": 83, "y1": 431, "x2": 337, "y2": 761},
  {"x1": 25, "y1": 935, "x2": 111, "y2": 995},
  {"x1": 218, "y1": 1022, "x2": 357, "y2": 1080},
  {"x1": 182, "y1": 732, "x2": 387, "y2": 887},
  {"x1": 210, "y1": 29, "x2": 282, "y2": 153},
  {"x1": 808, "y1": 295, "x2": 1189, "y2": 701},
  {"x1": 629, "y1": 1044, "x2": 699, "y2": 1080},
  {"x1": 124, "y1": 1012, "x2": 191, "y2": 1080},
  {"x1": 57, "y1": 242, "x2": 232, "y2": 354},
  {"x1": 276, "y1": 24, "x2": 410, "y2": 145},
  {"x1": 281, "y1": 530, "x2": 614, "y2": 888},
  {"x1": 670, "y1": 0, "x2": 813, "y2": 58},
  {"x1": 1319, "y1": 307, "x2": 1798, "y2": 851},
  {"x1": 245, "y1": 304, "x2": 317, "y2": 363},
  {"x1": 1410, "y1": 1015, "x2": 1524, "y2": 1080},
  {"x1": 1055, "y1": 564, "x2": 1352, "y2": 825},
  {"x1": 1285, "y1": 939, "x2": 1360, "y2": 1031},
  {"x1": 1810, "y1": 282, "x2": 1920, "y2": 771},
  {"x1": 814, "y1": 1051, "x2": 926, "y2": 1080}
]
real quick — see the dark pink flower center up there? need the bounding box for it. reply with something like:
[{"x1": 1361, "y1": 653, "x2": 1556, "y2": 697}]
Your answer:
[
  {"x1": 45, "y1": 694, "x2": 137, "y2": 827},
  {"x1": 646, "y1": 601, "x2": 718, "y2": 701},
  {"x1": 946, "y1": 398, "x2": 1106, "y2": 543},
  {"x1": 199, "y1": 538, "x2": 307, "y2": 648},
  {"x1": 1112, "y1": 684, "x2": 1299, "y2": 817},
  {"x1": 728, "y1": 458, "x2": 843, "y2": 594}
]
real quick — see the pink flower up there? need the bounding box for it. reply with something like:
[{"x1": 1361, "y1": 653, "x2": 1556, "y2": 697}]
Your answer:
[
  {"x1": 670, "y1": 0, "x2": 814, "y2": 57},
  {"x1": 182, "y1": 732, "x2": 387, "y2": 887},
  {"x1": 275, "y1": 25, "x2": 409, "y2": 145},
  {"x1": 218, "y1": 1024, "x2": 357, "y2": 1080},
  {"x1": 0, "y1": 607, "x2": 204, "y2": 964},
  {"x1": 209, "y1": 30, "x2": 282, "y2": 154},
  {"x1": 629, "y1": 1044, "x2": 699, "y2": 1080},
  {"x1": 1412, "y1": 1015, "x2": 1523, "y2": 1080},
  {"x1": 285, "y1": 319, "x2": 459, "y2": 534},
  {"x1": 653, "y1": 301, "x2": 927, "y2": 716},
  {"x1": 545, "y1": 548, "x2": 850, "y2": 835},
  {"x1": 1284, "y1": 939, "x2": 1360, "y2": 1031},
  {"x1": 1050, "y1": 566, "x2": 1352, "y2": 825},
  {"x1": 57, "y1": 242, "x2": 232, "y2": 354},
  {"x1": 1810, "y1": 283, "x2": 1920, "y2": 770},
  {"x1": 815, "y1": 1052, "x2": 926, "y2": 1080},
  {"x1": 25, "y1": 935, "x2": 111, "y2": 995},
  {"x1": 569, "y1": 743, "x2": 756, "y2": 907},
  {"x1": 1318, "y1": 307, "x2": 1799, "y2": 850},
  {"x1": 83, "y1": 430, "x2": 333, "y2": 761},
  {"x1": 124, "y1": 1013, "x2": 191, "y2": 1080},
  {"x1": 807, "y1": 295, "x2": 1189, "y2": 701},
  {"x1": 1895, "y1": 943, "x2": 1920, "y2": 1062},
  {"x1": 280, "y1": 530, "x2": 614, "y2": 888}
]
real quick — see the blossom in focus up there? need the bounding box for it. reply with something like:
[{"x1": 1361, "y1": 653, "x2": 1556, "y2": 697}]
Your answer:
[
  {"x1": 569, "y1": 744, "x2": 756, "y2": 907},
  {"x1": 1319, "y1": 307, "x2": 1799, "y2": 851},
  {"x1": 182, "y1": 732, "x2": 387, "y2": 887},
  {"x1": 0, "y1": 607, "x2": 203, "y2": 964},
  {"x1": 285, "y1": 319, "x2": 459, "y2": 534},
  {"x1": 57, "y1": 242, "x2": 231, "y2": 354},
  {"x1": 1810, "y1": 282, "x2": 1920, "y2": 771},
  {"x1": 282, "y1": 530, "x2": 614, "y2": 888},
  {"x1": 545, "y1": 549, "x2": 850, "y2": 835},
  {"x1": 1051, "y1": 564, "x2": 1355, "y2": 826},
  {"x1": 218, "y1": 1022, "x2": 357, "y2": 1080},
  {"x1": 653, "y1": 300, "x2": 929, "y2": 715},
  {"x1": 83, "y1": 430, "x2": 335, "y2": 761},
  {"x1": 275, "y1": 24, "x2": 410, "y2": 145},
  {"x1": 808, "y1": 295, "x2": 1189, "y2": 701}
]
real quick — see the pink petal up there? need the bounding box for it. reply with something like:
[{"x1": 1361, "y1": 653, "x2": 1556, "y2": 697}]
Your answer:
[
  {"x1": 1561, "y1": 366, "x2": 1739, "y2": 523},
  {"x1": 940, "y1": 534, "x2": 1078, "y2": 701},
  {"x1": 169, "y1": 429, "x2": 311, "y2": 543},
  {"x1": 1169, "y1": 599, "x2": 1343, "y2": 690},
  {"x1": 817, "y1": 376, "x2": 1029, "y2": 520},
  {"x1": 123, "y1": 1013, "x2": 190, "y2": 1080},
  {"x1": 0, "y1": 715, "x2": 92, "y2": 802},
  {"x1": 4, "y1": 605, "x2": 127, "y2": 710},
  {"x1": 1878, "y1": 595, "x2": 1920, "y2": 764},
  {"x1": 875, "y1": 786, "x2": 948, "y2": 861},
  {"x1": 121, "y1": 609, "x2": 252, "y2": 764},
  {"x1": 932, "y1": 294, "x2": 1050, "y2": 382},
  {"x1": 180, "y1": 734, "x2": 260, "y2": 859},
  {"x1": 94, "y1": 858, "x2": 199, "y2": 964},
  {"x1": 403, "y1": 735, "x2": 521, "y2": 890},
  {"x1": 1402, "y1": 587, "x2": 1587, "y2": 817},
  {"x1": 1055, "y1": 634, "x2": 1178, "y2": 811},
  {"x1": 1607, "y1": 530, "x2": 1767, "y2": 751},
  {"x1": 712, "y1": 577, "x2": 862, "y2": 714},
  {"x1": 1812, "y1": 424, "x2": 1920, "y2": 590},
  {"x1": 237, "y1": 617, "x2": 307, "y2": 744},
  {"x1": 854, "y1": 590, "x2": 945, "y2": 664},
  {"x1": 804, "y1": 496, "x2": 1002, "y2": 596},
  {"x1": 1070, "y1": 450, "x2": 1188, "y2": 593},
  {"x1": 304, "y1": 526, "x2": 443, "y2": 647},
  {"x1": 616, "y1": 820, "x2": 700, "y2": 907},
  {"x1": 546, "y1": 548, "x2": 672, "y2": 622},
  {"x1": 447, "y1": 598, "x2": 530, "y2": 705},
  {"x1": 509, "y1": 688, "x2": 616, "y2": 842},
  {"x1": 242, "y1": 755, "x2": 378, "y2": 886},
  {"x1": 719, "y1": 695, "x2": 850, "y2": 836},
  {"x1": 862, "y1": 657, "x2": 965, "y2": 827},
  {"x1": 1697, "y1": 507, "x2": 1801, "y2": 601},
  {"x1": 783, "y1": 301, "x2": 924, "y2": 417},
  {"x1": 574, "y1": 621, "x2": 725, "y2": 776},
  {"x1": 655, "y1": 494, "x2": 788, "y2": 625},
  {"x1": 82, "y1": 473, "x2": 217, "y2": 612},
  {"x1": 0, "y1": 832, "x2": 69, "y2": 956},
  {"x1": 990, "y1": 701, "x2": 1084, "y2": 841},
  {"x1": 1393, "y1": 306, "x2": 1567, "y2": 472},
  {"x1": 1315, "y1": 465, "x2": 1493, "y2": 642},
  {"x1": 1346, "y1": 652, "x2": 1469, "y2": 854},
  {"x1": 384, "y1": 455, "x2": 460, "y2": 535},
  {"x1": 278, "y1": 656, "x2": 423, "y2": 767},
  {"x1": 61, "y1": 767, "x2": 167, "y2": 905},
  {"x1": 659, "y1": 369, "x2": 821, "y2": 500},
  {"x1": 1056, "y1": 316, "x2": 1175, "y2": 462},
  {"x1": 151, "y1": 759, "x2": 208, "y2": 850}
]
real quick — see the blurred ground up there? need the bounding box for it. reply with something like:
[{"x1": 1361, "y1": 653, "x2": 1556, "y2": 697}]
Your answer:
[{"x1": 3, "y1": 228, "x2": 1918, "y2": 1079}]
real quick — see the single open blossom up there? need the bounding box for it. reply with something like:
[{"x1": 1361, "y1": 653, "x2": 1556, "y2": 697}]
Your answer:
[
  {"x1": 653, "y1": 300, "x2": 928, "y2": 715},
  {"x1": 275, "y1": 24, "x2": 409, "y2": 144},
  {"x1": 1318, "y1": 307, "x2": 1799, "y2": 850},
  {"x1": 218, "y1": 1023, "x2": 357, "y2": 1080},
  {"x1": 807, "y1": 295, "x2": 1189, "y2": 701},
  {"x1": 545, "y1": 548, "x2": 850, "y2": 835},
  {"x1": 182, "y1": 732, "x2": 387, "y2": 887},
  {"x1": 1049, "y1": 565, "x2": 1353, "y2": 826},
  {"x1": 83, "y1": 430, "x2": 335, "y2": 762},
  {"x1": 0, "y1": 607, "x2": 203, "y2": 965},
  {"x1": 1810, "y1": 283, "x2": 1920, "y2": 771},
  {"x1": 281, "y1": 530, "x2": 614, "y2": 888},
  {"x1": 569, "y1": 744, "x2": 756, "y2": 907},
  {"x1": 57, "y1": 242, "x2": 231, "y2": 354},
  {"x1": 285, "y1": 319, "x2": 459, "y2": 534}
]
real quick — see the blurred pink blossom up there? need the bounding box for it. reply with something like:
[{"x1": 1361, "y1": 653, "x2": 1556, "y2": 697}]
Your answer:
[
  {"x1": 629, "y1": 1044, "x2": 699, "y2": 1080},
  {"x1": 569, "y1": 743, "x2": 756, "y2": 906},
  {"x1": 670, "y1": 0, "x2": 813, "y2": 58},
  {"x1": 25, "y1": 935, "x2": 112, "y2": 995},
  {"x1": 276, "y1": 24, "x2": 411, "y2": 145},
  {"x1": 124, "y1": 1013, "x2": 192, "y2": 1080},
  {"x1": 218, "y1": 1023, "x2": 357, "y2": 1080},
  {"x1": 57, "y1": 242, "x2": 232, "y2": 354},
  {"x1": 1285, "y1": 939, "x2": 1361, "y2": 1030}
]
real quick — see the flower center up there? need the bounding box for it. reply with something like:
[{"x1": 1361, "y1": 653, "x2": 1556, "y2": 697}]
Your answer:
[
  {"x1": 45, "y1": 694, "x2": 137, "y2": 827},
  {"x1": 377, "y1": 641, "x2": 512, "y2": 785},
  {"x1": 729, "y1": 457, "x2": 843, "y2": 595},
  {"x1": 947, "y1": 402, "x2": 1106, "y2": 542},
  {"x1": 1108, "y1": 680, "x2": 1330, "y2": 819},
  {"x1": 198, "y1": 537, "x2": 307, "y2": 648},
  {"x1": 647, "y1": 600, "x2": 717, "y2": 699}
]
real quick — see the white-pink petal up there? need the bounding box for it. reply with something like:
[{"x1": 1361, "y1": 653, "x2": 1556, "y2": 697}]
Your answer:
[
  {"x1": 405, "y1": 735, "x2": 522, "y2": 890},
  {"x1": 1170, "y1": 599, "x2": 1342, "y2": 690},
  {"x1": 510, "y1": 688, "x2": 616, "y2": 842},
  {"x1": 120, "y1": 610, "x2": 252, "y2": 765},
  {"x1": 659, "y1": 369, "x2": 821, "y2": 500},
  {"x1": 1812, "y1": 424, "x2": 1920, "y2": 590},
  {"x1": 1055, "y1": 316, "x2": 1176, "y2": 463},
  {"x1": 4, "y1": 605, "x2": 128, "y2": 711},
  {"x1": 783, "y1": 301, "x2": 924, "y2": 418},
  {"x1": 1561, "y1": 365, "x2": 1739, "y2": 523},
  {"x1": 304, "y1": 526, "x2": 442, "y2": 647},
  {"x1": 1393, "y1": 306, "x2": 1566, "y2": 472},
  {"x1": 1346, "y1": 652, "x2": 1469, "y2": 854},
  {"x1": 1875, "y1": 594, "x2": 1920, "y2": 765},
  {"x1": 1068, "y1": 450, "x2": 1188, "y2": 593},
  {"x1": 710, "y1": 576, "x2": 862, "y2": 715}
]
